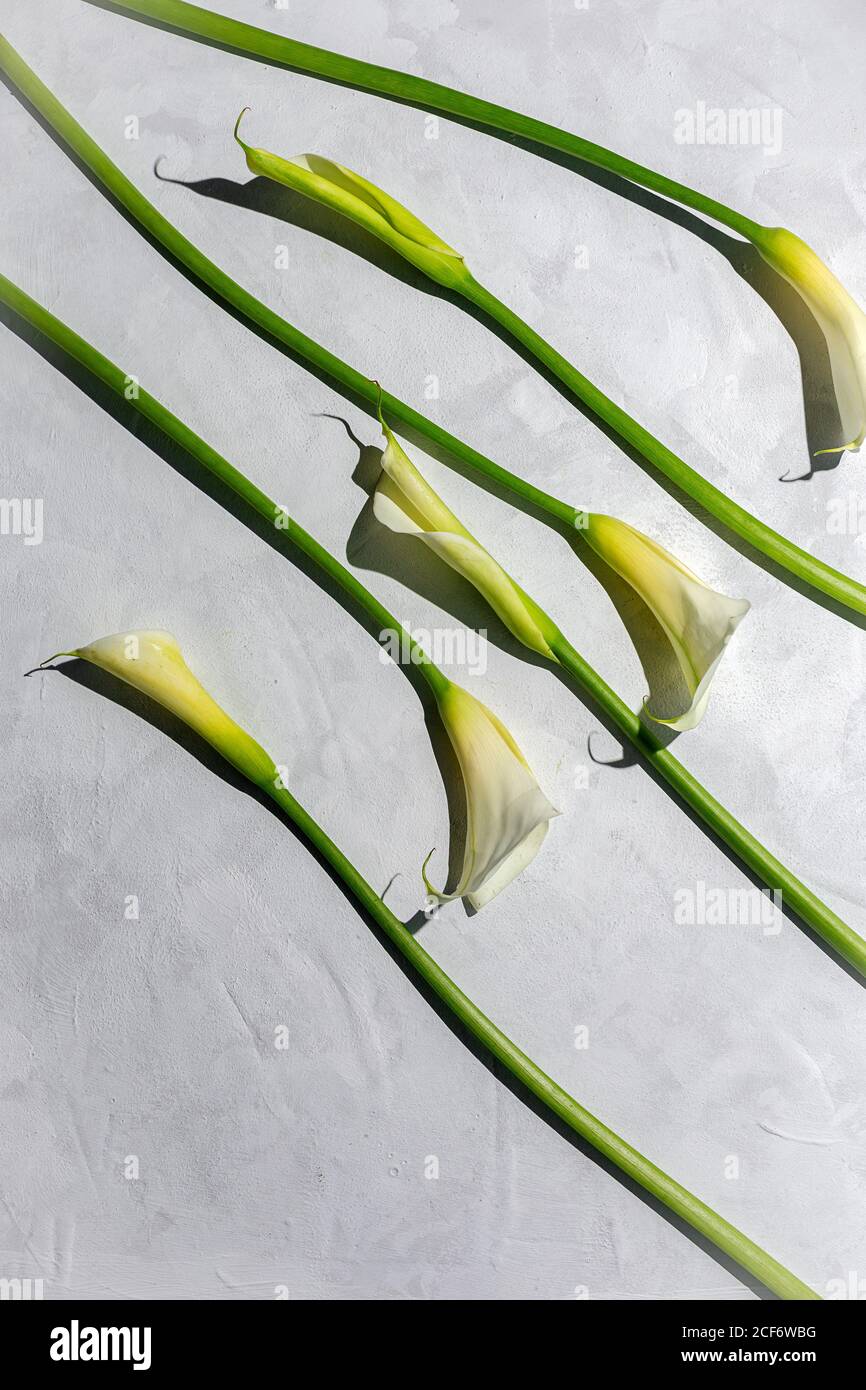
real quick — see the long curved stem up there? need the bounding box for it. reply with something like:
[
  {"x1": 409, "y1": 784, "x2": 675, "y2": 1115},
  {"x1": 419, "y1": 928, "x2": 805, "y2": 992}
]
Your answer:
[
  {"x1": 56, "y1": 670, "x2": 814, "y2": 1302},
  {"x1": 0, "y1": 271, "x2": 445, "y2": 700},
  {"x1": 461, "y1": 274, "x2": 866, "y2": 616},
  {"x1": 4, "y1": 34, "x2": 866, "y2": 621},
  {"x1": 3, "y1": 268, "x2": 863, "y2": 979},
  {"x1": 0, "y1": 33, "x2": 569, "y2": 528},
  {"x1": 549, "y1": 635, "x2": 865, "y2": 976},
  {"x1": 99, "y1": 0, "x2": 765, "y2": 241},
  {"x1": 262, "y1": 796, "x2": 816, "y2": 1301}
]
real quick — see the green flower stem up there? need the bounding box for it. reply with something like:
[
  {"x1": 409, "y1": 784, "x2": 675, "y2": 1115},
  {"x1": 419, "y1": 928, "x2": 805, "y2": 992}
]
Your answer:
[
  {"x1": 0, "y1": 271, "x2": 445, "y2": 701},
  {"x1": 461, "y1": 273, "x2": 866, "y2": 617},
  {"x1": 3, "y1": 268, "x2": 863, "y2": 980},
  {"x1": 260, "y1": 791, "x2": 817, "y2": 1300},
  {"x1": 95, "y1": 0, "x2": 768, "y2": 243},
  {"x1": 549, "y1": 634, "x2": 866, "y2": 978},
  {"x1": 4, "y1": 37, "x2": 866, "y2": 622},
  {"x1": 52, "y1": 676, "x2": 811, "y2": 1304},
  {"x1": 0, "y1": 39, "x2": 569, "y2": 526}
]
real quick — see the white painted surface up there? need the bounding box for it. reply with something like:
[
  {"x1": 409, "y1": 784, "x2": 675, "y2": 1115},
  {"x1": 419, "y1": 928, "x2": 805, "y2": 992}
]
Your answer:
[{"x1": 1, "y1": 0, "x2": 865, "y2": 1300}]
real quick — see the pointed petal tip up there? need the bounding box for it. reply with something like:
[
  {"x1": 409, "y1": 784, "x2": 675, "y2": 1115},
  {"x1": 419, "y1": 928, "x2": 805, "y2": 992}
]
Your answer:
[
  {"x1": 36, "y1": 649, "x2": 77, "y2": 669},
  {"x1": 233, "y1": 106, "x2": 251, "y2": 147}
]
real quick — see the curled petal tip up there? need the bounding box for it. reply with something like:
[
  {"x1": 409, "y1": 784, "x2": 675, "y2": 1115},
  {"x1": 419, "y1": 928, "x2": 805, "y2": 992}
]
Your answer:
[
  {"x1": 36, "y1": 649, "x2": 76, "y2": 669},
  {"x1": 233, "y1": 106, "x2": 251, "y2": 147}
]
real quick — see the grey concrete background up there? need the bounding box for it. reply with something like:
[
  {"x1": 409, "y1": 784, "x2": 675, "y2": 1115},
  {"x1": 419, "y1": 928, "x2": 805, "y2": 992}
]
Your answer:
[{"x1": 1, "y1": 0, "x2": 865, "y2": 1300}]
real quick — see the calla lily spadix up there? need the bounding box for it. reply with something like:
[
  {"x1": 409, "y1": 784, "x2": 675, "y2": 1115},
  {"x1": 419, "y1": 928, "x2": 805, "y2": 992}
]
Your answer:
[
  {"x1": 373, "y1": 410, "x2": 748, "y2": 730},
  {"x1": 752, "y1": 227, "x2": 866, "y2": 454},
  {"x1": 581, "y1": 514, "x2": 750, "y2": 732},
  {"x1": 42, "y1": 622, "x2": 818, "y2": 1300}
]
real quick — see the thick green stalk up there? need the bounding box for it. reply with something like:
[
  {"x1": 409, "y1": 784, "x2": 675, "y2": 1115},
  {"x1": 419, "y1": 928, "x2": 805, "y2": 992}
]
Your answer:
[
  {"x1": 0, "y1": 272, "x2": 445, "y2": 699},
  {"x1": 462, "y1": 274, "x2": 866, "y2": 616},
  {"x1": 3, "y1": 269, "x2": 863, "y2": 980},
  {"x1": 98, "y1": 0, "x2": 767, "y2": 242},
  {"x1": 4, "y1": 35, "x2": 866, "y2": 620},
  {"x1": 0, "y1": 37, "x2": 569, "y2": 527},
  {"x1": 57, "y1": 670, "x2": 813, "y2": 1303},
  {"x1": 550, "y1": 634, "x2": 865, "y2": 976},
  {"x1": 263, "y1": 796, "x2": 816, "y2": 1301}
]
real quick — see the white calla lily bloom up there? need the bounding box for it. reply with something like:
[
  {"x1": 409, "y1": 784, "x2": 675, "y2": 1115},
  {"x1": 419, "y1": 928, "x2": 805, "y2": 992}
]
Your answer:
[
  {"x1": 582, "y1": 515, "x2": 750, "y2": 731},
  {"x1": 373, "y1": 416, "x2": 558, "y2": 659},
  {"x1": 372, "y1": 415, "x2": 748, "y2": 731},
  {"x1": 755, "y1": 227, "x2": 866, "y2": 453},
  {"x1": 59, "y1": 630, "x2": 554, "y2": 910},
  {"x1": 429, "y1": 680, "x2": 559, "y2": 910},
  {"x1": 64, "y1": 630, "x2": 277, "y2": 786}
]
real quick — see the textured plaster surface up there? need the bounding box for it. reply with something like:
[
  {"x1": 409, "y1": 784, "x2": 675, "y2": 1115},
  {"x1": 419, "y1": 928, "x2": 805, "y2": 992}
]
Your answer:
[{"x1": 1, "y1": 0, "x2": 865, "y2": 1300}]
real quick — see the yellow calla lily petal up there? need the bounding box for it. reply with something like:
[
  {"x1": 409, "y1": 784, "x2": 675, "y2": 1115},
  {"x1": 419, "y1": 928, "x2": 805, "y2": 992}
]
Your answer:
[
  {"x1": 65, "y1": 631, "x2": 554, "y2": 911},
  {"x1": 70, "y1": 630, "x2": 276, "y2": 785},
  {"x1": 234, "y1": 111, "x2": 470, "y2": 291},
  {"x1": 755, "y1": 227, "x2": 866, "y2": 453},
  {"x1": 583, "y1": 515, "x2": 750, "y2": 731},
  {"x1": 428, "y1": 681, "x2": 559, "y2": 910},
  {"x1": 373, "y1": 419, "x2": 557, "y2": 660}
]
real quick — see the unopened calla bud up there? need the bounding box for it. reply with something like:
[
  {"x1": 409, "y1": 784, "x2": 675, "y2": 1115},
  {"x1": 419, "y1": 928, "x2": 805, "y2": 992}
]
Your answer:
[
  {"x1": 373, "y1": 412, "x2": 558, "y2": 660},
  {"x1": 234, "y1": 110, "x2": 471, "y2": 291}
]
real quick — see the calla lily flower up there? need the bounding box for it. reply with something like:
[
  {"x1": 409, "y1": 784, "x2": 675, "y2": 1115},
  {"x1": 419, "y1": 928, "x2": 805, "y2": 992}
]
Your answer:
[
  {"x1": 52, "y1": 630, "x2": 277, "y2": 787},
  {"x1": 372, "y1": 414, "x2": 748, "y2": 730},
  {"x1": 582, "y1": 514, "x2": 750, "y2": 731},
  {"x1": 233, "y1": 111, "x2": 471, "y2": 291},
  {"x1": 428, "y1": 679, "x2": 559, "y2": 910},
  {"x1": 373, "y1": 412, "x2": 558, "y2": 660},
  {"x1": 50, "y1": 630, "x2": 555, "y2": 910},
  {"x1": 754, "y1": 227, "x2": 866, "y2": 453},
  {"x1": 40, "y1": 611, "x2": 815, "y2": 1304}
]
